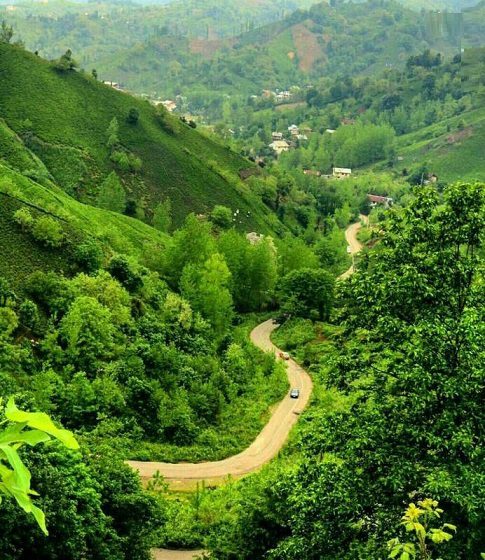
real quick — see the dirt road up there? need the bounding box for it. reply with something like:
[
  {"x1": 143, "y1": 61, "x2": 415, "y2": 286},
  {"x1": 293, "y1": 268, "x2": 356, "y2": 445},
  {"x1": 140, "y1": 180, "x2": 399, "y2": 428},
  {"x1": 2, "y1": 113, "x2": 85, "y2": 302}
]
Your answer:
[
  {"x1": 148, "y1": 220, "x2": 364, "y2": 559},
  {"x1": 127, "y1": 319, "x2": 313, "y2": 485},
  {"x1": 339, "y1": 216, "x2": 367, "y2": 279},
  {"x1": 152, "y1": 549, "x2": 205, "y2": 560}
]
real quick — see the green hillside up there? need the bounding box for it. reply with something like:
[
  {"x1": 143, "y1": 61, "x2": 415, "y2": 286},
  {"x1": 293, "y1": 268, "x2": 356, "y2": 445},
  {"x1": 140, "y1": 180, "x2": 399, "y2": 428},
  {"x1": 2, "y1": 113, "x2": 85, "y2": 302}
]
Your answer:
[{"x1": 0, "y1": 43, "x2": 279, "y2": 232}]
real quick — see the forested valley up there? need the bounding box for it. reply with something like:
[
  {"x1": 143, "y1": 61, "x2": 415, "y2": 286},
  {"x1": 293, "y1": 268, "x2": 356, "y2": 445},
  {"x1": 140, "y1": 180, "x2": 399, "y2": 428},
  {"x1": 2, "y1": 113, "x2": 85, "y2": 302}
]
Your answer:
[{"x1": 0, "y1": 2, "x2": 484, "y2": 559}]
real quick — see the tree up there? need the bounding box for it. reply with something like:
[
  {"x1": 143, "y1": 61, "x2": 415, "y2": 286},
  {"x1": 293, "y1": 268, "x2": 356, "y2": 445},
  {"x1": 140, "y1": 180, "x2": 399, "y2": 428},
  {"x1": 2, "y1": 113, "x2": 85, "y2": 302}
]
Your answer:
[
  {"x1": 96, "y1": 172, "x2": 126, "y2": 213},
  {"x1": 91, "y1": 69, "x2": 98, "y2": 80},
  {"x1": 278, "y1": 268, "x2": 335, "y2": 320},
  {"x1": 181, "y1": 253, "x2": 233, "y2": 336},
  {"x1": 0, "y1": 307, "x2": 18, "y2": 337},
  {"x1": 106, "y1": 117, "x2": 119, "y2": 150},
  {"x1": 165, "y1": 214, "x2": 216, "y2": 287},
  {"x1": 13, "y1": 207, "x2": 34, "y2": 231},
  {"x1": 277, "y1": 236, "x2": 319, "y2": 277},
  {"x1": 209, "y1": 205, "x2": 233, "y2": 230},
  {"x1": 0, "y1": 21, "x2": 14, "y2": 44},
  {"x1": 0, "y1": 398, "x2": 78, "y2": 535},
  {"x1": 153, "y1": 198, "x2": 172, "y2": 232},
  {"x1": 60, "y1": 296, "x2": 116, "y2": 372},
  {"x1": 54, "y1": 49, "x2": 78, "y2": 72},
  {"x1": 126, "y1": 108, "x2": 139, "y2": 125},
  {"x1": 31, "y1": 216, "x2": 64, "y2": 247},
  {"x1": 0, "y1": 276, "x2": 16, "y2": 307},
  {"x1": 73, "y1": 239, "x2": 103, "y2": 273}
]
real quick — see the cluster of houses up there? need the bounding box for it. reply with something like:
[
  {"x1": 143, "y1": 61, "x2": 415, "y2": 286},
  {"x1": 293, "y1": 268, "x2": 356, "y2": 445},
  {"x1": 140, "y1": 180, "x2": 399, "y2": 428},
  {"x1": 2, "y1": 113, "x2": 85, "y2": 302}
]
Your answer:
[
  {"x1": 261, "y1": 89, "x2": 295, "y2": 104},
  {"x1": 302, "y1": 167, "x2": 353, "y2": 179},
  {"x1": 269, "y1": 124, "x2": 311, "y2": 155}
]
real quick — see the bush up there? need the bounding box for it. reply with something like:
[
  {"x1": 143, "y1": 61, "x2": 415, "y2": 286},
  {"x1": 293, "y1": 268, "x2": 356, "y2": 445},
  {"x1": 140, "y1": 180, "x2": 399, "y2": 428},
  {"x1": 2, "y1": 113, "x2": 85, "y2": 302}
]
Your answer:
[
  {"x1": 126, "y1": 108, "x2": 139, "y2": 125},
  {"x1": 74, "y1": 239, "x2": 104, "y2": 273},
  {"x1": 31, "y1": 216, "x2": 64, "y2": 247},
  {"x1": 13, "y1": 207, "x2": 34, "y2": 231},
  {"x1": 209, "y1": 205, "x2": 233, "y2": 229}
]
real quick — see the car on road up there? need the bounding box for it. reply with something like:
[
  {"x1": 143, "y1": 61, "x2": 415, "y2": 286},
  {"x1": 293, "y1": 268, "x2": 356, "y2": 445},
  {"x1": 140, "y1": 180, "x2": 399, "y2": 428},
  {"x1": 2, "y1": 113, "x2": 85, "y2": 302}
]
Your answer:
[
  {"x1": 347, "y1": 245, "x2": 352, "y2": 254},
  {"x1": 290, "y1": 388, "x2": 300, "y2": 399},
  {"x1": 279, "y1": 351, "x2": 290, "y2": 360}
]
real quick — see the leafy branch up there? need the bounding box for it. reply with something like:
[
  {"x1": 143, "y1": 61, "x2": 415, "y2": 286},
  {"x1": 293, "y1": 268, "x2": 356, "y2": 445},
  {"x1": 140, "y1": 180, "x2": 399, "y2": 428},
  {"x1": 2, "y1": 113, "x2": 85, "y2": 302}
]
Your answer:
[
  {"x1": 0, "y1": 398, "x2": 79, "y2": 535},
  {"x1": 388, "y1": 499, "x2": 457, "y2": 560}
]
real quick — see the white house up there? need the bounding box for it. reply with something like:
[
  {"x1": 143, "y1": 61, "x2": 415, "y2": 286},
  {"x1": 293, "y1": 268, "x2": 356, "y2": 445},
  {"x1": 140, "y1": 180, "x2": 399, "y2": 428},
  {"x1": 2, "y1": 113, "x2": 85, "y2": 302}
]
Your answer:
[
  {"x1": 269, "y1": 140, "x2": 290, "y2": 155},
  {"x1": 333, "y1": 167, "x2": 352, "y2": 178}
]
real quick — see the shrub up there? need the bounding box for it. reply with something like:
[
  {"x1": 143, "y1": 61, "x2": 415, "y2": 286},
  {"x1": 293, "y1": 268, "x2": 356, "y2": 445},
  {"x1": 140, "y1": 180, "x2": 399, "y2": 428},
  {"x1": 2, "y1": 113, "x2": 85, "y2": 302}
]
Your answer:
[
  {"x1": 31, "y1": 216, "x2": 64, "y2": 248},
  {"x1": 209, "y1": 205, "x2": 233, "y2": 229},
  {"x1": 74, "y1": 239, "x2": 104, "y2": 273},
  {"x1": 126, "y1": 108, "x2": 139, "y2": 125},
  {"x1": 13, "y1": 207, "x2": 34, "y2": 231}
]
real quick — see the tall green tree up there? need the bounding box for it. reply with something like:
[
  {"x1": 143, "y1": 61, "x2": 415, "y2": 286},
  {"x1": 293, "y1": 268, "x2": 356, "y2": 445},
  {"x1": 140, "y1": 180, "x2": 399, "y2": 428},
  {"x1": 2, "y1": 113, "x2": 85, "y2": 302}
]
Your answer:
[
  {"x1": 181, "y1": 253, "x2": 233, "y2": 336},
  {"x1": 96, "y1": 172, "x2": 126, "y2": 213},
  {"x1": 153, "y1": 198, "x2": 172, "y2": 233},
  {"x1": 165, "y1": 213, "x2": 216, "y2": 287},
  {"x1": 278, "y1": 267, "x2": 335, "y2": 320}
]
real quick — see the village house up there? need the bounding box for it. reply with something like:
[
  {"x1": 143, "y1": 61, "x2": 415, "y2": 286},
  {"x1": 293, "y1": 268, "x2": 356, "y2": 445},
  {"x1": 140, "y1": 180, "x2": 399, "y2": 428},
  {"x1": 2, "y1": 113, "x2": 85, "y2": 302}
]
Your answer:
[
  {"x1": 275, "y1": 91, "x2": 292, "y2": 103},
  {"x1": 161, "y1": 100, "x2": 177, "y2": 112},
  {"x1": 368, "y1": 194, "x2": 393, "y2": 208},
  {"x1": 325, "y1": 129, "x2": 336, "y2": 134},
  {"x1": 288, "y1": 124, "x2": 300, "y2": 136},
  {"x1": 272, "y1": 132, "x2": 284, "y2": 141},
  {"x1": 103, "y1": 81, "x2": 124, "y2": 91},
  {"x1": 296, "y1": 134, "x2": 308, "y2": 142},
  {"x1": 246, "y1": 232, "x2": 265, "y2": 245},
  {"x1": 303, "y1": 169, "x2": 321, "y2": 177},
  {"x1": 269, "y1": 140, "x2": 290, "y2": 155},
  {"x1": 333, "y1": 167, "x2": 352, "y2": 179}
]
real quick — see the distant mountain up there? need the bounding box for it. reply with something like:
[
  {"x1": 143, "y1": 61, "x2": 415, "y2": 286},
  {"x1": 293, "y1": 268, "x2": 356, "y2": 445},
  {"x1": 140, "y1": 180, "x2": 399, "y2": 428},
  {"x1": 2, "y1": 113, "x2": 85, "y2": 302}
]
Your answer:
[{"x1": 94, "y1": 0, "x2": 473, "y2": 100}]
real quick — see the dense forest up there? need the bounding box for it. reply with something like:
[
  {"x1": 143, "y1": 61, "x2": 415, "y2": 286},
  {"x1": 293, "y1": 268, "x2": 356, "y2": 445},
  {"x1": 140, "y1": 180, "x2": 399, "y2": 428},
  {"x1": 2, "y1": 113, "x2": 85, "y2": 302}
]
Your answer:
[{"x1": 0, "y1": 3, "x2": 484, "y2": 560}]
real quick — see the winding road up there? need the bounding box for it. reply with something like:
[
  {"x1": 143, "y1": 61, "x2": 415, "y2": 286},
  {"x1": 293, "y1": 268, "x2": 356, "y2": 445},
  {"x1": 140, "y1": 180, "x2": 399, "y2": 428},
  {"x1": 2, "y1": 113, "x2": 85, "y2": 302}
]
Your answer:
[
  {"x1": 128, "y1": 319, "x2": 313, "y2": 486},
  {"x1": 134, "y1": 219, "x2": 366, "y2": 560}
]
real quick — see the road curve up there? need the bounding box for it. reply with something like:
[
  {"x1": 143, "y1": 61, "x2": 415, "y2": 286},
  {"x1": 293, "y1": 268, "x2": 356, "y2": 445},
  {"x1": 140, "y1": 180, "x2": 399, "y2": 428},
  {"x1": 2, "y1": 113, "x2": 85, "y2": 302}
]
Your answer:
[
  {"x1": 128, "y1": 319, "x2": 313, "y2": 483},
  {"x1": 130, "y1": 218, "x2": 364, "y2": 485},
  {"x1": 339, "y1": 215, "x2": 367, "y2": 279},
  {"x1": 149, "y1": 220, "x2": 364, "y2": 559}
]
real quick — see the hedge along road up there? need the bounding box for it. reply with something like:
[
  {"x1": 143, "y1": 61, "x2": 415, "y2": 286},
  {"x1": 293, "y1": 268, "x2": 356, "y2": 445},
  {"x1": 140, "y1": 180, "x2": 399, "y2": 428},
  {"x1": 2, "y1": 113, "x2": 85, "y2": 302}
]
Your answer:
[{"x1": 127, "y1": 218, "x2": 366, "y2": 491}]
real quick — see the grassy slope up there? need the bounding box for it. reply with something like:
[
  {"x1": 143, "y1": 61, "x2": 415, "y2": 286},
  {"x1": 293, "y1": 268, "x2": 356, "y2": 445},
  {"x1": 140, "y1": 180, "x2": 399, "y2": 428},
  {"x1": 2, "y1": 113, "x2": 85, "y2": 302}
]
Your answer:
[
  {"x1": 0, "y1": 44, "x2": 279, "y2": 232},
  {"x1": 393, "y1": 107, "x2": 485, "y2": 182},
  {"x1": 0, "y1": 161, "x2": 169, "y2": 288}
]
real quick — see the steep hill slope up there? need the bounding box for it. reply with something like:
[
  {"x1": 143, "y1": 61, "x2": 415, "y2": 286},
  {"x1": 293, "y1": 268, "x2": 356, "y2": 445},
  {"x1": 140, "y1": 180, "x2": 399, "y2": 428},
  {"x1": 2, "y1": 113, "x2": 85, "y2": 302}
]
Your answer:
[{"x1": 0, "y1": 44, "x2": 279, "y2": 232}]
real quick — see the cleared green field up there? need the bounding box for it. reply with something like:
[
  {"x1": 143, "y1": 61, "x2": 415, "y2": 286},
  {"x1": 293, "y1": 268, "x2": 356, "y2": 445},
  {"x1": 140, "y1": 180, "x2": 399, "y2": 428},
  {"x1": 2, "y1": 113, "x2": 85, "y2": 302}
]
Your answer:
[{"x1": 394, "y1": 107, "x2": 485, "y2": 182}]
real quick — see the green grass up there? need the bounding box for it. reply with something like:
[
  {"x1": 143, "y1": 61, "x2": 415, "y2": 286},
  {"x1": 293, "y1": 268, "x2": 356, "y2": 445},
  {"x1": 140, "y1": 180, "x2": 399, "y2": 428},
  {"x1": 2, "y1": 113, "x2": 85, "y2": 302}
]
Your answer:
[
  {"x1": 0, "y1": 43, "x2": 279, "y2": 233},
  {"x1": 0, "y1": 162, "x2": 170, "y2": 288},
  {"x1": 393, "y1": 107, "x2": 485, "y2": 182}
]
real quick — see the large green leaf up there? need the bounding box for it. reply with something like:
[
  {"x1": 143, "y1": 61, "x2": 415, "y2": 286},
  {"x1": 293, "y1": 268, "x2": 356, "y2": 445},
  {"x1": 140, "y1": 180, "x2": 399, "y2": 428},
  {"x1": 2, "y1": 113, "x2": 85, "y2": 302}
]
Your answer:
[
  {"x1": 5, "y1": 399, "x2": 79, "y2": 450},
  {"x1": 0, "y1": 424, "x2": 51, "y2": 447}
]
